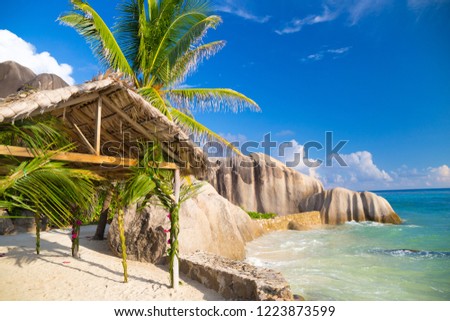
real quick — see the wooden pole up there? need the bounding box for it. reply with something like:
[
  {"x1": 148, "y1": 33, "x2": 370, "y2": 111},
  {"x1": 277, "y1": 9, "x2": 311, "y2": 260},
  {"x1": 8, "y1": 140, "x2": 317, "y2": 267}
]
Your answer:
[
  {"x1": 173, "y1": 168, "x2": 180, "y2": 290},
  {"x1": 94, "y1": 97, "x2": 102, "y2": 155}
]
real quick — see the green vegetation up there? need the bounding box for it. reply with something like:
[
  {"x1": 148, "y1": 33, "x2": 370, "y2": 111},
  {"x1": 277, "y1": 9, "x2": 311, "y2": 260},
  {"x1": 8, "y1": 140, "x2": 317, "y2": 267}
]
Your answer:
[
  {"x1": 0, "y1": 117, "x2": 199, "y2": 286},
  {"x1": 247, "y1": 211, "x2": 277, "y2": 220},
  {"x1": 109, "y1": 142, "x2": 200, "y2": 284},
  {"x1": 59, "y1": 0, "x2": 260, "y2": 152},
  {"x1": 0, "y1": 118, "x2": 101, "y2": 254}
]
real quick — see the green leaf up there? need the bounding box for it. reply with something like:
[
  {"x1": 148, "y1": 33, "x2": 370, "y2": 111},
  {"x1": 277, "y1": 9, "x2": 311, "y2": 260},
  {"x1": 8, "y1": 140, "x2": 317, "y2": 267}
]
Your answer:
[
  {"x1": 169, "y1": 107, "x2": 242, "y2": 155},
  {"x1": 59, "y1": 0, "x2": 136, "y2": 84},
  {"x1": 166, "y1": 88, "x2": 261, "y2": 112},
  {"x1": 139, "y1": 86, "x2": 173, "y2": 120}
]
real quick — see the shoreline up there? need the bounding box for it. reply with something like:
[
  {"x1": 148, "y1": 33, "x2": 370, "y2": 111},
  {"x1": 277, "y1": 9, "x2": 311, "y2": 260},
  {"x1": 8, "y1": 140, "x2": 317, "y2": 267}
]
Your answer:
[{"x1": 0, "y1": 225, "x2": 223, "y2": 301}]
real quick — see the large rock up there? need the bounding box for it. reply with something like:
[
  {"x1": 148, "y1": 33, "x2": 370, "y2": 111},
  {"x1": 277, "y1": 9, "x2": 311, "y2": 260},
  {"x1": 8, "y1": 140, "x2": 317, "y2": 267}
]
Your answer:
[
  {"x1": 300, "y1": 187, "x2": 402, "y2": 224},
  {"x1": 180, "y1": 251, "x2": 293, "y2": 301},
  {"x1": 108, "y1": 204, "x2": 167, "y2": 263},
  {"x1": 258, "y1": 212, "x2": 322, "y2": 233},
  {"x1": 0, "y1": 61, "x2": 36, "y2": 98},
  {"x1": 0, "y1": 61, "x2": 68, "y2": 98},
  {"x1": 19, "y1": 73, "x2": 68, "y2": 91},
  {"x1": 208, "y1": 153, "x2": 324, "y2": 215},
  {"x1": 11, "y1": 210, "x2": 36, "y2": 232},
  {"x1": 0, "y1": 210, "x2": 15, "y2": 235},
  {"x1": 108, "y1": 183, "x2": 263, "y2": 262}
]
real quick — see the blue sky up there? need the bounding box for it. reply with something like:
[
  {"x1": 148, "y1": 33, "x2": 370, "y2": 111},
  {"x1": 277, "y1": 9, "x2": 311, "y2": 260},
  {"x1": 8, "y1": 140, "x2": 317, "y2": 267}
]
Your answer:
[{"x1": 1, "y1": 0, "x2": 449, "y2": 190}]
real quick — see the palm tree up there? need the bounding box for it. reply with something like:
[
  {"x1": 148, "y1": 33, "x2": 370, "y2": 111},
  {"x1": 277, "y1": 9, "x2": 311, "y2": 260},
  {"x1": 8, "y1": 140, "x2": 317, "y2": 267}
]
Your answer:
[
  {"x1": 59, "y1": 0, "x2": 260, "y2": 151},
  {"x1": 0, "y1": 118, "x2": 100, "y2": 254},
  {"x1": 110, "y1": 142, "x2": 199, "y2": 285}
]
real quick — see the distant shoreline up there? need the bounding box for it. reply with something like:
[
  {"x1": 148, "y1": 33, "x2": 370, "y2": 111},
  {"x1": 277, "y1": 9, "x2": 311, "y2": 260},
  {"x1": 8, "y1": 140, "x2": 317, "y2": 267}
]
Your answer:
[{"x1": 370, "y1": 187, "x2": 450, "y2": 193}]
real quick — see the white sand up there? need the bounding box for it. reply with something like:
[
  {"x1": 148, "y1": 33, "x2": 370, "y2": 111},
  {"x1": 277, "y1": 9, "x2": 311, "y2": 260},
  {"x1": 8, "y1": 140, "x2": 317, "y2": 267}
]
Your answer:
[{"x1": 0, "y1": 225, "x2": 223, "y2": 301}]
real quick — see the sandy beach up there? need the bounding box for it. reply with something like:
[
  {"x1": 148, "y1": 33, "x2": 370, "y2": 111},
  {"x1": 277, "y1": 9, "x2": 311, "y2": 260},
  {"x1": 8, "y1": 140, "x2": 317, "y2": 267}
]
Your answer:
[{"x1": 0, "y1": 225, "x2": 223, "y2": 301}]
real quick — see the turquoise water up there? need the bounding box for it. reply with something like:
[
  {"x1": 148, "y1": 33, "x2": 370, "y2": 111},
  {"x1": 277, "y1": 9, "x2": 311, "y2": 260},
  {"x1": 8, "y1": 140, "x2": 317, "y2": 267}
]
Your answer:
[{"x1": 245, "y1": 188, "x2": 450, "y2": 300}]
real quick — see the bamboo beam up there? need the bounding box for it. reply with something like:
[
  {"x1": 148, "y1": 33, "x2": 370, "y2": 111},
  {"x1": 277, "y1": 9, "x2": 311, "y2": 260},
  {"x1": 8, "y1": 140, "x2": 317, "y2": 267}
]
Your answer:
[
  {"x1": 71, "y1": 121, "x2": 96, "y2": 155},
  {"x1": 0, "y1": 145, "x2": 178, "y2": 169},
  {"x1": 95, "y1": 97, "x2": 102, "y2": 155}
]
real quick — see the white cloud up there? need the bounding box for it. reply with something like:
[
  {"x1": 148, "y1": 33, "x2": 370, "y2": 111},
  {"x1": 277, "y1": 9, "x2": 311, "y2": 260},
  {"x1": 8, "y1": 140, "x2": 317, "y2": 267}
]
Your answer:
[
  {"x1": 267, "y1": 140, "x2": 393, "y2": 190},
  {"x1": 302, "y1": 46, "x2": 351, "y2": 62},
  {"x1": 346, "y1": 0, "x2": 392, "y2": 25},
  {"x1": 276, "y1": 6, "x2": 338, "y2": 35},
  {"x1": 0, "y1": 30, "x2": 75, "y2": 85},
  {"x1": 216, "y1": 1, "x2": 270, "y2": 23},
  {"x1": 306, "y1": 53, "x2": 325, "y2": 61},
  {"x1": 388, "y1": 164, "x2": 450, "y2": 189},
  {"x1": 427, "y1": 165, "x2": 450, "y2": 183},
  {"x1": 327, "y1": 47, "x2": 351, "y2": 54},
  {"x1": 276, "y1": 0, "x2": 448, "y2": 34},
  {"x1": 272, "y1": 138, "x2": 450, "y2": 190}
]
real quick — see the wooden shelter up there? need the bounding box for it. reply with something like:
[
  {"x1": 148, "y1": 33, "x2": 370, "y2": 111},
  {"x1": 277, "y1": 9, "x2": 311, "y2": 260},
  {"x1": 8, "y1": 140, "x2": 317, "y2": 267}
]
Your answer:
[
  {"x1": 0, "y1": 77, "x2": 208, "y2": 288},
  {"x1": 0, "y1": 77, "x2": 207, "y2": 177}
]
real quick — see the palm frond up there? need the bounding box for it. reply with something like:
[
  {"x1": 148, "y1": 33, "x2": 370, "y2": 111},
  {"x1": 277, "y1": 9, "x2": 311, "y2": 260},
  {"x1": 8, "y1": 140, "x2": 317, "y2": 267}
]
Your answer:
[
  {"x1": 167, "y1": 40, "x2": 225, "y2": 85},
  {"x1": 147, "y1": 11, "x2": 211, "y2": 83},
  {"x1": 115, "y1": 0, "x2": 143, "y2": 71},
  {"x1": 152, "y1": 15, "x2": 222, "y2": 84},
  {"x1": 169, "y1": 107, "x2": 241, "y2": 154},
  {"x1": 59, "y1": 0, "x2": 136, "y2": 84},
  {"x1": 0, "y1": 155, "x2": 100, "y2": 228},
  {"x1": 148, "y1": 0, "x2": 159, "y2": 21},
  {"x1": 139, "y1": 86, "x2": 173, "y2": 120},
  {"x1": 168, "y1": 15, "x2": 222, "y2": 65},
  {"x1": 0, "y1": 117, "x2": 72, "y2": 153},
  {"x1": 166, "y1": 88, "x2": 261, "y2": 113}
]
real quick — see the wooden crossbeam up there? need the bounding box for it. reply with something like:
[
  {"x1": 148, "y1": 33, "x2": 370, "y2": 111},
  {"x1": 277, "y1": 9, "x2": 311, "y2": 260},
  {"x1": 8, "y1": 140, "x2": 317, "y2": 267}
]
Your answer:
[
  {"x1": 0, "y1": 145, "x2": 178, "y2": 169},
  {"x1": 72, "y1": 122, "x2": 96, "y2": 155}
]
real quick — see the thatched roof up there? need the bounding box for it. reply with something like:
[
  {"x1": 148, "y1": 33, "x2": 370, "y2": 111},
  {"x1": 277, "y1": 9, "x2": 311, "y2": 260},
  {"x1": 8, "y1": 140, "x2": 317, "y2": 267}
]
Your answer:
[{"x1": 0, "y1": 77, "x2": 207, "y2": 177}]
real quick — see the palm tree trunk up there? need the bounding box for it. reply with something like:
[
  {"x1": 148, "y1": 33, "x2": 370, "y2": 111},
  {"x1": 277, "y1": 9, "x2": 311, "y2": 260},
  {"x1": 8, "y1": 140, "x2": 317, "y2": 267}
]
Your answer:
[
  {"x1": 34, "y1": 213, "x2": 40, "y2": 255},
  {"x1": 71, "y1": 220, "x2": 80, "y2": 259},
  {"x1": 169, "y1": 205, "x2": 180, "y2": 288},
  {"x1": 117, "y1": 208, "x2": 128, "y2": 283},
  {"x1": 170, "y1": 169, "x2": 181, "y2": 289},
  {"x1": 92, "y1": 189, "x2": 113, "y2": 240}
]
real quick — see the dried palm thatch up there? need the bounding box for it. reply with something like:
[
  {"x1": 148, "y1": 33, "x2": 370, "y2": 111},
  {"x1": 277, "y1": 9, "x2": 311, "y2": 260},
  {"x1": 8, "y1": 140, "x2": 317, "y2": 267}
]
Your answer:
[{"x1": 0, "y1": 77, "x2": 207, "y2": 178}]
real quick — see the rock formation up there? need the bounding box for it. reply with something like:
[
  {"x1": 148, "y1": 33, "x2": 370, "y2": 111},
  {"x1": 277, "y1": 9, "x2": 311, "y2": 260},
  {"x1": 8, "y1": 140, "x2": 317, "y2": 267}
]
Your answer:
[
  {"x1": 208, "y1": 153, "x2": 324, "y2": 215},
  {"x1": 108, "y1": 183, "x2": 263, "y2": 262},
  {"x1": 258, "y1": 211, "x2": 322, "y2": 233},
  {"x1": 180, "y1": 251, "x2": 293, "y2": 301},
  {"x1": 19, "y1": 73, "x2": 68, "y2": 92},
  {"x1": 300, "y1": 187, "x2": 402, "y2": 224},
  {"x1": 0, "y1": 61, "x2": 68, "y2": 98},
  {"x1": 0, "y1": 61, "x2": 36, "y2": 98},
  {"x1": 0, "y1": 210, "x2": 15, "y2": 235},
  {"x1": 208, "y1": 153, "x2": 401, "y2": 224}
]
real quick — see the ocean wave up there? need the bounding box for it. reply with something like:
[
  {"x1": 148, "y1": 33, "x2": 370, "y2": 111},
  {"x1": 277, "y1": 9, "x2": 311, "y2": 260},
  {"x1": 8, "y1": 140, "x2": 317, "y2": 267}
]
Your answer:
[
  {"x1": 245, "y1": 257, "x2": 267, "y2": 267},
  {"x1": 368, "y1": 249, "x2": 450, "y2": 258},
  {"x1": 345, "y1": 221, "x2": 385, "y2": 227}
]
